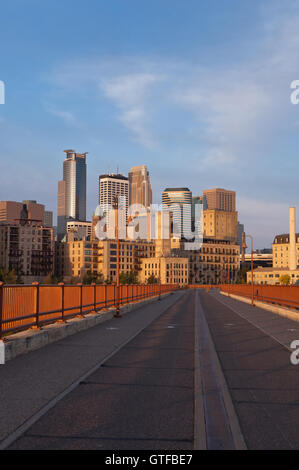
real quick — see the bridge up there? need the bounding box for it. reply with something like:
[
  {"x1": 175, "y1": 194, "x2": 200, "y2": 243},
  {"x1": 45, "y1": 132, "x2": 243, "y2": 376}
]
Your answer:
[{"x1": 1, "y1": 285, "x2": 299, "y2": 450}]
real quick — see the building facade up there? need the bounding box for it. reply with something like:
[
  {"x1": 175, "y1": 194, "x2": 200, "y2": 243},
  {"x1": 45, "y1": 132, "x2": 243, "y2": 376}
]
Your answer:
[
  {"x1": 202, "y1": 209, "x2": 238, "y2": 242},
  {"x1": 66, "y1": 220, "x2": 92, "y2": 240},
  {"x1": 203, "y1": 188, "x2": 236, "y2": 212},
  {"x1": 0, "y1": 200, "x2": 45, "y2": 225},
  {"x1": 0, "y1": 223, "x2": 54, "y2": 283},
  {"x1": 162, "y1": 188, "x2": 192, "y2": 239},
  {"x1": 139, "y1": 256, "x2": 189, "y2": 286},
  {"x1": 99, "y1": 173, "x2": 129, "y2": 220},
  {"x1": 173, "y1": 238, "x2": 240, "y2": 285},
  {"x1": 128, "y1": 165, "x2": 152, "y2": 208},
  {"x1": 56, "y1": 238, "x2": 156, "y2": 283},
  {"x1": 57, "y1": 150, "x2": 87, "y2": 239}
]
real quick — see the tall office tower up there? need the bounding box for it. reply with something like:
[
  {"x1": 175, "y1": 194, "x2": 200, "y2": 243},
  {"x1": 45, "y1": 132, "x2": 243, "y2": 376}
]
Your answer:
[
  {"x1": 99, "y1": 174, "x2": 129, "y2": 232},
  {"x1": 162, "y1": 188, "x2": 192, "y2": 239},
  {"x1": 203, "y1": 188, "x2": 236, "y2": 212},
  {"x1": 128, "y1": 165, "x2": 152, "y2": 208},
  {"x1": 57, "y1": 150, "x2": 87, "y2": 240}
]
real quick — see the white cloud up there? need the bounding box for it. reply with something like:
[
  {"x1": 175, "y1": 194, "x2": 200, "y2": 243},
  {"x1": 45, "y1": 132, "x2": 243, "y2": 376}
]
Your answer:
[
  {"x1": 45, "y1": 105, "x2": 79, "y2": 126},
  {"x1": 101, "y1": 72, "x2": 162, "y2": 148}
]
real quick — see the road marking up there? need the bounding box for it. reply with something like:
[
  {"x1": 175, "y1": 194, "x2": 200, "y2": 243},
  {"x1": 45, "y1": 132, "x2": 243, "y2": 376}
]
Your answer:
[
  {"x1": 193, "y1": 292, "x2": 207, "y2": 450},
  {"x1": 195, "y1": 291, "x2": 247, "y2": 450}
]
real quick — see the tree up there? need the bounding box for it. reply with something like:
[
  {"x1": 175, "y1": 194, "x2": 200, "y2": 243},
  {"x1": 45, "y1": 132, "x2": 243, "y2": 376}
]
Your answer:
[
  {"x1": 0, "y1": 267, "x2": 18, "y2": 284},
  {"x1": 279, "y1": 274, "x2": 291, "y2": 285},
  {"x1": 119, "y1": 270, "x2": 139, "y2": 285},
  {"x1": 236, "y1": 266, "x2": 250, "y2": 284},
  {"x1": 41, "y1": 274, "x2": 63, "y2": 285},
  {"x1": 82, "y1": 270, "x2": 104, "y2": 285},
  {"x1": 147, "y1": 274, "x2": 158, "y2": 284}
]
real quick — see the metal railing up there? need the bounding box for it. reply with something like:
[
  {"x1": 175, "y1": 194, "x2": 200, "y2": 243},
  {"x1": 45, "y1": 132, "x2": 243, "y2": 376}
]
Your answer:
[
  {"x1": 219, "y1": 284, "x2": 299, "y2": 310},
  {"x1": 0, "y1": 282, "x2": 178, "y2": 339}
]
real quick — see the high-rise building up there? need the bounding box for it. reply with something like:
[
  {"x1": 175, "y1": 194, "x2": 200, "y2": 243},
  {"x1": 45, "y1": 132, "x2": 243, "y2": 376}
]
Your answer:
[
  {"x1": 99, "y1": 173, "x2": 129, "y2": 224},
  {"x1": 57, "y1": 150, "x2": 87, "y2": 240},
  {"x1": 203, "y1": 188, "x2": 236, "y2": 212},
  {"x1": 128, "y1": 165, "x2": 152, "y2": 208},
  {"x1": 162, "y1": 188, "x2": 192, "y2": 239}
]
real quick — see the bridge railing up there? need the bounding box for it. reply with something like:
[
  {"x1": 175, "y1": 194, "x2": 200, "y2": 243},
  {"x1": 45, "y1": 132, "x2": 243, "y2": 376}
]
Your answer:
[
  {"x1": 219, "y1": 284, "x2": 299, "y2": 310},
  {"x1": 0, "y1": 282, "x2": 178, "y2": 339}
]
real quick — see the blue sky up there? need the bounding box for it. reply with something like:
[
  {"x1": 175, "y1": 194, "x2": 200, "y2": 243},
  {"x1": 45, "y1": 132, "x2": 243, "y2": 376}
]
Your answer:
[{"x1": 1, "y1": 0, "x2": 299, "y2": 248}]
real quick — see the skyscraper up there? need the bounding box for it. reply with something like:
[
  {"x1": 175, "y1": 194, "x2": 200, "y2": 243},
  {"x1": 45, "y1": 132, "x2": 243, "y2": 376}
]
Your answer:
[
  {"x1": 162, "y1": 188, "x2": 192, "y2": 238},
  {"x1": 57, "y1": 149, "x2": 87, "y2": 240},
  {"x1": 129, "y1": 165, "x2": 152, "y2": 208},
  {"x1": 98, "y1": 173, "x2": 129, "y2": 238},
  {"x1": 99, "y1": 174, "x2": 129, "y2": 211}
]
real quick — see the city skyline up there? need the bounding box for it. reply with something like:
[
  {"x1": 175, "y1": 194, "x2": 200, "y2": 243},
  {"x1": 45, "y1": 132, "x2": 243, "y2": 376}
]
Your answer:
[{"x1": 1, "y1": 0, "x2": 299, "y2": 248}]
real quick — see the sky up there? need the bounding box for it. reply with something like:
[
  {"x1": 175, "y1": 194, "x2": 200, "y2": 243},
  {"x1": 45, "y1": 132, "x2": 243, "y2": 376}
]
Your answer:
[{"x1": 0, "y1": 0, "x2": 299, "y2": 248}]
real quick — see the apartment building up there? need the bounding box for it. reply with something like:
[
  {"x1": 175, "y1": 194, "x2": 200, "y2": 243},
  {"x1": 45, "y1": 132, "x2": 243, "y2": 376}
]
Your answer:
[
  {"x1": 139, "y1": 256, "x2": 189, "y2": 286},
  {"x1": 56, "y1": 238, "x2": 156, "y2": 283},
  {"x1": 0, "y1": 223, "x2": 54, "y2": 283},
  {"x1": 173, "y1": 238, "x2": 240, "y2": 284}
]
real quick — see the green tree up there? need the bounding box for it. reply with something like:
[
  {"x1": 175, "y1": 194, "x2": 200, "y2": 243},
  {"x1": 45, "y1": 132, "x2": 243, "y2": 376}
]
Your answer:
[
  {"x1": 0, "y1": 267, "x2": 18, "y2": 284},
  {"x1": 147, "y1": 274, "x2": 158, "y2": 284},
  {"x1": 279, "y1": 274, "x2": 291, "y2": 285},
  {"x1": 82, "y1": 270, "x2": 104, "y2": 285},
  {"x1": 41, "y1": 274, "x2": 63, "y2": 285},
  {"x1": 119, "y1": 270, "x2": 139, "y2": 285}
]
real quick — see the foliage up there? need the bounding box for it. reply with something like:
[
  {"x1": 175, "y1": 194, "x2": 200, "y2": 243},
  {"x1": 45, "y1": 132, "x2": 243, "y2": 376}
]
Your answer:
[
  {"x1": 119, "y1": 270, "x2": 139, "y2": 285},
  {"x1": 147, "y1": 274, "x2": 159, "y2": 284},
  {"x1": 235, "y1": 267, "x2": 250, "y2": 284},
  {"x1": 41, "y1": 274, "x2": 63, "y2": 285},
  {"x1": 0, "y1": 267, "x2": 21, "y2": 284},
  {"x1": 82, "y1": 270, "x2": 104, "y2": 285},
  {"x1": 279, "y1": 274, "x2": 291, "y2": 285}
]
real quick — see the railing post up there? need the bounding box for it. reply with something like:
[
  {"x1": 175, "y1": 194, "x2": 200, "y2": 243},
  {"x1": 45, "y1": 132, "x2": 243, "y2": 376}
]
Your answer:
[
  {"x1": 32, "y1": 282, "x2": 40, "y2": 329},
  {"x1": 103, "y1": 284, "x2": 108, "y2": 310},
  {"x1": 77, "y1": 283, "x2": 84, "y2": 318},
  {"x1": 58, "y1": 282, "x2": 65, "y2": 323},
  {"x1": 91, "y1": 282, "x2": 97, "y2": 313},
  {"x1": 0, "y1": 282, "x2": 3, "y2": 340}
]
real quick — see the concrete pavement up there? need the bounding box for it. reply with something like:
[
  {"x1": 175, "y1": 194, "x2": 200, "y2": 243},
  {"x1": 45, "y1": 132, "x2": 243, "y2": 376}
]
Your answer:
[{"x1": 0, "y1": 290, "x2": 184, "y2": 448}]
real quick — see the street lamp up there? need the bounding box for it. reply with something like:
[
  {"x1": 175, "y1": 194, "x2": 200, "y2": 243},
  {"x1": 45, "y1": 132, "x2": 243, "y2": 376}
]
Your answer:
[
  {"x1": 243, "y1": 234, "x2": 254, "y2": 306},
  {"x1": 113, "y1": 195, "x2": 121, "y2": 318}
]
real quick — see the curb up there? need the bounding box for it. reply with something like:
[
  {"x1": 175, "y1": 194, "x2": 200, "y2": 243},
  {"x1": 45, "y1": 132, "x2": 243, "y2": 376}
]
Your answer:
[
  {"x1": 220, "y1": 291, "x2": 299, "y2": 322},
  {"x1": 1, "y1": 292, "x2": 174, "y2": 362}
]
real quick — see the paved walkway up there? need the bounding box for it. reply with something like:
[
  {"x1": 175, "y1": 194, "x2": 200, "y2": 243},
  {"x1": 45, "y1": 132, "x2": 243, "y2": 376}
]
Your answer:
[
  {"x1": 7, "y1": 291, "x2": 195, "y2": 450},
  {"x1": 0, "y1": 291, "x2": 184, "y2": 448}
]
